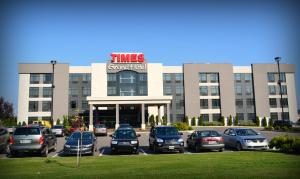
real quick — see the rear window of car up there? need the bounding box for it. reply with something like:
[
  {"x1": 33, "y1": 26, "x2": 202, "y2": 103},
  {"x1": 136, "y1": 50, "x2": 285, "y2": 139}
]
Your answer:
[
  {"x1": 53, "y1": 126, "x2": 63, "y2": 129},
  {"x1": 114, "y1": 130, "x2": 136, "y2": 139},
  {"x1": 198, "y1": 131, "x2": 221, "y2": 137},
  {"x1": 14, "y1": 128, "x2": 40, "y2": 135}
]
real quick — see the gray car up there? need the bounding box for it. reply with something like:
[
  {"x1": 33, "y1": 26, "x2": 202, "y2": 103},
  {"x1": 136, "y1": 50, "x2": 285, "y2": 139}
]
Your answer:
[
  {"x1": 51, "y1": 125, "x2": 67, "y2": 137},
  {"x1": 223, "y1": 128, "x2": 268, "y2": 151},
  {"x1": 9, "y1": 126, "x2": 57, "y2": 157}
]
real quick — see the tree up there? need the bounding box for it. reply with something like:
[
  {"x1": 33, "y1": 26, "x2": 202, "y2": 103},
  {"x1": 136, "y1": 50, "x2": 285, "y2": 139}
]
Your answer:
[
  {"x1": 162, "y1": 115, "x2": 167, "y2": 125},
  {"x1": 182, "y1": 116, "x2": 188, "y2": 124},
  {"x1": 255, "y1": 116, "x2": 260, "y2": 126},
  {"x1": 219, "y1": 116, "x2": 225, "y2": 126},
  {"x1": 269, "y1": 118, "x2": 274, "y2": 127},
  {"x1": 0, "y1": 96, "x2": 15, "y2": 121},
  {"x1": 234, "y1": 116, "x2": 239, "y2": 126},
  {"x1": 262, "y1": 117, "x2": 267, "y2": 127},
  {"x1": 56, "y1": 119, "x2": 61, "y2": 125},
  {"x1": 191, "y1": 117, "x2": 196, "y2": 126},
  {"x1": 149, "y1": 115, "x2": 155, "y2": 126},
  {"x1": 228, "y1": 115, "x2": 233, "y2": 126},
  {"x1": 155, "y1": 115, "x2": 159, "y2": 125},
  {"x1": 63, "y1": 115, "x2": 69, "y2": 127},
  {"x1": 198, "y1": 115, "x2": 204, "y2": 126},
  {"x1": 22, "y1": 121, "x2": 27, "y2": 126}
]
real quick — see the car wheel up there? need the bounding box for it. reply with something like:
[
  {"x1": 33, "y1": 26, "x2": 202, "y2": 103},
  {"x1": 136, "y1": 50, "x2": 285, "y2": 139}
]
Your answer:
[
  {"x1": 149, "y1": 142, "x2": 153, "y2": 150},
  {"x1": 195, "y1": 144, "x2": 201, "y2": 152},
  {"x1": 219, "y1": 148, "x2": 224, "y2": 152},
  {"x1": 10, "y1": 150, "x2": 17, "y2": 157},
  {"x1": 41, "y1": 146, "x2": 49, "y2": 157},
  {"x1": 153, "y1": 145, "x2": 158, "y2": 154},
  {"x1": 179, "y1": 148, "x2": 184, "y2": 153},
  {"x1": 111, "y1": 149, "x2": 116, "y2": 155},
  {"x1": 236, "y1": 142, "x2": 242, "y2": 151}
]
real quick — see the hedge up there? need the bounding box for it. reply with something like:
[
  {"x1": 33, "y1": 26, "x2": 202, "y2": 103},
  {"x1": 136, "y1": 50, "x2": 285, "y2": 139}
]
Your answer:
[{"x1": 269, "y1": 135, "x2": 300, "y2": 154}]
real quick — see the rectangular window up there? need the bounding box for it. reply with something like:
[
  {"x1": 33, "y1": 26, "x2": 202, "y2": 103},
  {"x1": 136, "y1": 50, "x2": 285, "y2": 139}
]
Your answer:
[
  {"x1": 199, "y1": 86, "x2": 208, "y2": 96},
  {"x1": 83, "y1": 88, "x2": 91, "y2": 96},
  {"x1": 269, "y1": 98, "x2": 277, "y2": 108},
  {"x1": 282, "y1": 112, "x2": 289, "y2": 119},
  {"x1": 43, "y1": 87, "x2": 52, "y2": 98},
  {"x1": 108, "y1": 86, "x2": 117, "y2": 95},
  {"x1": 210, "y1": 73, "x2": 219, "y2": 83},
  {"x1": 175, "y1": 85, "x2": 183, "y2": 96},
  {"x1": 107, "y1": 73, "x2": 117, "y2": 82},
  {"x1": 212, "y1": 114, "x2": 221, "y2": 121},
  {"x1": 120, "y1": 72, "x2": 136, "y2": 83},
  {"x1": 244, "y1": 73, "x2": 252, "y2": 82},
  {"x1": 202, "y1": 114, "x2": 209, "y2": 121},
  {"x1": 138, "y1": 85, "x2": 147, "y2": 95},
  {"x1": 236, "y1": 113, "x2": 244, "y2": 120},
  {"x1": 270, "y1": 112, "x2": 278, "y2": 120},
  {"x1": 212, "y1": 99, "x2": 220, "y2": 109},
  {"x1": 281, "y1": 85, "x2": 287, "y2": 95},
  {"x1": 268, "y1": 85, "x2": 276, "y2": 95},
  {"x1": 210, "y1": 86, "x2": 219, "y2": 96},
  {"x1": 175, "y1": 101, "x2": 183, "y2": 110},
  {"x1": 82, "y1": 100, "x2": 88, "y2": 109},
  {"x1": 29, "y1": 87, "x2": 39, "y2": 98},
  {"x1": 29, "y1": 101, "x2": 38, "y2": 112},
  {"x1": 175, "y1": 74, "x2": 183, "y2": 82},
  {"x1": 120, "y1": 86, "x2": 136, "y2": 96},
  {"x1": 235, "y1": 84, "x2": 242, "y2": 95},
  {"x1": 164, "y1": 85, "x2": 172, "y2": 95},
  {"x1": 200, "y1": 99, "x2": 208, "y2": 109},
  {"x1": 235, "y1": 99, "x2": 243, "y2": 108},
  {"x1": 42, "y1": 101, "x2": 51, "y2": 112},
  {"x1": 43, "y1": 74, "x2": 52, "y2": 84},
  {"x1": 199, "y1": 73, "x2": 207, "y2": 83},
  {"x1": 245, "y1": 85, "x2": 252, "y2": 95},
  {"x1": 163, "y1": 74, "x2": 172, "y2": 82},
  {"x1": 70, "y1": 88, "x2": 79, "y2": 96},
  {"x1": 139, "y1": 74, "x2": 147, "y2": 82},
  {"x1": 268, "y1": 73, "x2": 275, "y2": 82},
  {"x1": 28, "y1": 117, "x2": 38, "y2": 124},
  {"x1": 281, "y1": 98, "x2": 288, "y2": 107},
  {"x1": 82, "y1": 74, "x2": 91, "y2": 82},
  {"x1": 246, "y1": 98, "x2": 254, "y2": 108},
  {"x1": 279, "y1": 73, "x2": 286, "y2": 82},
  {"x1": 247, "y1": 113, "x2": 255, "y2": 120},
  {"x1": 234, "y1": 73, "x2": 241, "y2": 82},
  {"x1": 70, "y1": 74, "x2": 80, "y2": 82},
  {"x1": 70, "y1": 101, "x2": 76, "y2": 109},
  {"x1": 30, "y1": 74, "x2": 40, "y2": 84}
]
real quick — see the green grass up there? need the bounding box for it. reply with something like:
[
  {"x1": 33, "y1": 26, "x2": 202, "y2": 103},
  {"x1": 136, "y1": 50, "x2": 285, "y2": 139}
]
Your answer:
[{"x1": 0, "y1": 152, "x2": 300, "y2": 179}]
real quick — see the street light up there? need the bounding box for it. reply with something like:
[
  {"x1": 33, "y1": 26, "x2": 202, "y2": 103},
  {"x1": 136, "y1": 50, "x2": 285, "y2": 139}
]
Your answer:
[
  {"x1": 274, "y1": 57, "x2": 284, "y2": 121},
  {"x1": 50, "y1": 60, "x2": 57, "y2": 127}
]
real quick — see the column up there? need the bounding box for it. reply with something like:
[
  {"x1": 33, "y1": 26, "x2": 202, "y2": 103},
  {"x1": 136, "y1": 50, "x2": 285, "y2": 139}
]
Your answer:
[
  {"x1": 158, "y1": 105, "x2": 161, "y2": 125},
  {"x1": 167, "y1": 103, "x2": 170, "y2": 125},
  {"x1": 115, "y1": 104, "x2": 119, "y2": 129},
  {"x1": 141, "y1": 103, "x2": 145, "y2": 130},
  {"x1": 89, "y1": 104, "x2": 93, "y2": 131}
]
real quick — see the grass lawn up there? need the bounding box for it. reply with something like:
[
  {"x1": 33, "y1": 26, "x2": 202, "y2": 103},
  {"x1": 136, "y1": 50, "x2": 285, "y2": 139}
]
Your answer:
[{"x1": 0, "y1": 151, "x2": 299, "y2": 179}]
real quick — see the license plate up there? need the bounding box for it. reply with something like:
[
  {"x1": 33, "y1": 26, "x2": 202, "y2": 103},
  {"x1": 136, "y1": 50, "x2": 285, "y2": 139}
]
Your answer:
[
  {"x1": 168, "y1": 146, "x2": 175, "y2": 150},
  {"x1": 119, "y1": 142, "x2": 129, "y2": 145},
  {"x1": 208, "y1": 141, "x2": 217, "y2": 144},
  {"x1": 20, "y1": 140, "x2": 31, "y2": 144}
]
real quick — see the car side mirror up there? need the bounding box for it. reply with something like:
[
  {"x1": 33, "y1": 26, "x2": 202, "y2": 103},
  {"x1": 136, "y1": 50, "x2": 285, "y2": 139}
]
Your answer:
[
  {"x1": 179, "y1": 132, "x2": 183, "y2": 135},
  {"x1": 137, "y1": 134, "x2": 141, "y2": 137}
]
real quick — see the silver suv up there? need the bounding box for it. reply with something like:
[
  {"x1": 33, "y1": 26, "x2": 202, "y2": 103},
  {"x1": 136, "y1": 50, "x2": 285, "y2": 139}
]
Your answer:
[{"x1": 9, "y1": 126, "x2": 57, "y2": 157}]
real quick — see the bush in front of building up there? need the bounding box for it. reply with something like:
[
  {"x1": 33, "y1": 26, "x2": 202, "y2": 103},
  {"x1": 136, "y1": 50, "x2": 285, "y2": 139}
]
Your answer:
[
  {"x1": 162, "y1": 115, "x2": 167, "y2": 125},
  {"x1": 238, "y1": 120, "x2": 257, "y2": 126},
  {"x1": 155, "y1": 115, "x2": 159, "y2": 125},
  {"x1": 219, "y1": 116, "x2": 225, "y2": 126},
  {"x1": 203, "y1": 121, "x2": 223, "y2": 126},
  {"x1": 228, "y1": 115, "x2": 233, "y2": 126},
  {"x1": 234, "y1": 116, "x2": 239, "y2": 126},
  {"x1": 262, "y1": 117, "x2": 267, "y2": 127},
  {"x1": 255, "y1": 116, "x2": 260, "y2": 126},
  {"x1": 56, "y1": 119, "x2": 61, "y2": 125},
  {"x1": 269, "y1": 135, "x2": 300, "y2": 154},
  {"x1": 149, "y1": 115, "x2": 155, "y2": 126},
  {"x1": 198, "y1": 115, "x2": 204, "y2": 126},
  {"x1": 172, "y1": 122, "x2": 192, "y2": 131},
  {"x1": 22, "y1": 121, "x2": 27, "y2": 126},
  {"x1": 269, "y1": 118, "x2": 274, "y2": 127},
  {"x1": 191, "y1": 117, "x2": 196, "y2": 126},
  {"x1": 182, "y1": 116, "x2": 189, "y2": 124}
]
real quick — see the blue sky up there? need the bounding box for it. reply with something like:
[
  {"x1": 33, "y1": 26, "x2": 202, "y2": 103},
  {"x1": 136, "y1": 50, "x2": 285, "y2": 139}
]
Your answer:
[{"x1": 0, "y1": 0, "x2": 299, "y2": 114}]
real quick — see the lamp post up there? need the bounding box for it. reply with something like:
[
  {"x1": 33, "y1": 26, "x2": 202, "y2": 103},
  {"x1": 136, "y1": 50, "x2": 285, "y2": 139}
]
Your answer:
[
  {"x1": 274, "y1": 57, "x2": 284, "y2": 121},
  {"x1": 50, "y1": 60, "x2": 57, "y2": 127}
]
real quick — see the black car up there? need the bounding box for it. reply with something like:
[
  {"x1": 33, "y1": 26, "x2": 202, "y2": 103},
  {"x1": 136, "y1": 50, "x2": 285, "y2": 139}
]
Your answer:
[
  {"x1": 63, "y1": 131, "x2": 97, "y2": 156},
  {"x1": 110, "y1": 128, "x2": 140, "y2": 154},
  {"x1": 273, "y1": 119, "x2": 292, "y2": 128},
  {"x1": 149, "y1": 126, "x2": 184, "y2": 153}
]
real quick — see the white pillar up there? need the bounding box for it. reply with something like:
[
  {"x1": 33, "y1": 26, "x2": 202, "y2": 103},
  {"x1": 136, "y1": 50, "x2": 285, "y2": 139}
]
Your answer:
[
  {"x1": 224, "y1": 117, "x2": 228, "y2": 126},
  {"x1": 266, "y1": 117, "x2": 270, "y2": 127},
  {"x1": 115, "y1": 104, "x2": 119, "y2": 129},
  {"x1": 188, "y1": 118, "x2": 192, "y2": 126},
  {"x1": 89, "y1": 104, "x2": 93, "y2": 131},
  {"x1": 259, "y1": 117, "x2": 262, "y2": 127},
  {"x1": 141, "y1": 103, "x2": 145, "y2": 130},
  {"x1": 158, "y1": 105, "x2": 161, "y2": 125},
  {"x1": 166, "y1": 103, "x2": 171, "y2": 125}
]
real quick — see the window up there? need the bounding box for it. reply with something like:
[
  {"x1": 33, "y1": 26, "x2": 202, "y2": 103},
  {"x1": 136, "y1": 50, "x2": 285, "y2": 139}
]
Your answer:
[
  {"x1": 175, "y1": 74, "x2": 183, "y2": 82},
  {"x1": 43, "y1": 74, "x2": 52, "y2": 84},
  {"x1": 202, "y1": 114, "x2": 209, "y2": 121},
  {"x1": 246, "y1": 98, "x2": 254, "y2": 107},
  {"x1": 119, "y1": 71, "x2": 136, "y2": 83},
  {"x1": 82, "y1": 88, "x2": 91, "y2": 96},
  {"x1": 199, "y1": 73, "x2": 207, "y2": 83},
  {"x1": 30, "y1": 74, "x2": 40, "y2": 84},
  {"x1": 199, "y1": 86, "x2": 208, "y2": 96},
  {"x1": 236, "y1": 113, "x2": 244, "y2": 120},
  {"x1": 70, "y1": 74, "x2": 80, "y2": 82},
  {"x1": 138, "y1": 85, "x2": 147, "y2": 95},
  {"x1": 281, "y1": 98, "x2": 288, "y2": 107},
  {"x1": 70, "y1": 101, "x2": 77, "y2": 109},
  {"x1": 200, "y1": 99, "x2": 208, "y2": 109},
  {"x1": 212, "y1": 99, "x2": 220, "y2": 109},
  {"x1": 210, "y1": 73, "x2": 219, "y2": 83},
  {"x1": 279, "y1": 73, "x2": 286, "y2": 82},
  {"x1": 107, "y1": 74, "x2": 117, "y2": 81},
  {"x1": 282, "y1": 112, "x2": 289, "y2": 119},
  {"x1": 175, "y1": 85, "x2": 183, "y2": 96},
  {"x1": 82, "y1": 74, "x2": 91, "y2": 82},
  {"x1": 82, "y1": 100, "x2": 88, "y2": 109},
  {"x1": 163, "y1": 74, "x2": 172, "y2": 82},
  {"x1": 245, "y1": 85, "x2": 252, "y2": 95},
  {"x1": 108, "y1": 86, "x2": 117, "y2": 95},
  {"x1": 70, "y1": 88, "x2": 79, "y2": 96},
  {"x1": 247, "y1": 113, "x2": 255, "y2": 120},
  {"x1": 43, "y1": 87, "x2": 52, "y2": 98},
  {"x1": 234, "y1": 73, "x2": 241, "y2": 82},
  {"x1": 281, "y1": 85, "x2": 287, "y2": 95},
  {"x1": 29, "y1": 101, "x2": 38, "y2": 112},
  {"x1": 28, "y1": 117, "x2": 38, "y2": 124},
  {"x1": 268, "y1": 85, "x2": 276, "y2": 95},
  {"x1": 268, "y1": 73, "x2": 275, "y2": 82},
  {"x1": 164, "y1": 85, "x2": 172, "y2": 95},
  {"x1": 42, "y1": 101, "x2": 51, "y2": 112},
  {"x1": 212, "y1": 114, "x2": 221, "y2": 121},
  {"x1": 139, "y1": 74, "x2": 147, "y2": 82},
  {"x1": 120, "y1": 86, "x2": 136, "y2": 96},
  {"x1": 175, "y1": 100, "x2": 183, "y2": 110},
  {"x1": 236, "y1": 99, "x2": 243, "y2": 108},
  {"x1": 269, "y1": 98, "x2": 277, "y2": 108},
  {"x1": 211, "y1": 86, "x2": 219, "y2": 96},
  {"x1": 29, "y1": 87, "x2": 39, "y2": 98},
  {"x1": 244, "y1": 74, "x2": 252, "y2": 82},
  {"x1": 235, "y1": 84, "x2": 242, "y2": 95},
  {"x1": 270, "y1": 112, "x2": 278, "y2": 120}
]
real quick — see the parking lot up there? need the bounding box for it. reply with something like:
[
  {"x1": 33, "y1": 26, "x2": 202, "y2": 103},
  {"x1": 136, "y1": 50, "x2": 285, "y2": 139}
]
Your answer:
[{"x1": 1, "y1": 127, "x2": 300, "y2": 158}]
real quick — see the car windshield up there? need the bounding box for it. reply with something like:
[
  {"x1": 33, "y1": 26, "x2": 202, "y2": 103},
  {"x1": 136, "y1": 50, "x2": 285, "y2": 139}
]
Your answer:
[
  {"x1": 236, "y1": 129, "x2": 258, "y2": 136},
  {"x1": 155, "y1": 127, "x2": 178, "y2": 136},
  {"x1": 53, "y1": 126, "x2": 63, "y2": 129},
  {"x1": 70, "y1": 132, "x2": 92, "y2": 140},
  {"x1": 114, "y1": 130, "x2": 136, "y2": 139},
  {"x1": 197, "y1": 131, "x2": 221, "y2": 137},
  {"x1": 14, "y1": 128, "x2": 40, "y2": 135}
]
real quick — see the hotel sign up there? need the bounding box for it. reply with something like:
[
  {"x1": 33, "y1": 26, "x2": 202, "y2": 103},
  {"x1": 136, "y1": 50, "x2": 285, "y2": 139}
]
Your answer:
[{"x1": 106, "y1": 53, "x2": 147, "y2": 73}]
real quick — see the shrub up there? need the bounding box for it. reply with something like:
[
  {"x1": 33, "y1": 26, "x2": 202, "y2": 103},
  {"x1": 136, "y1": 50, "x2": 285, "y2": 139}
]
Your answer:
[
  {"x1": 228, "y1": 115, "x2": 233, "y2": 126},
  {"x1": 264, "y1": 126, "x2": 274, "y2": 131},
  {"x1": 238, "y1": 120, "x2": 256, "y2": 126},
  {"x1": 172, "y1": 122, "x2": 192, "y2": 131},
  {"x1": 219, "y1": 116, "x2": 225, "y2": 126},
  {"x1": 255, "y1": 116, "x2": 260, "y2": 126},
  {"x1": 18, "y1": 122, "x2": 21, "y2": 127},
  {"x1": 269, "y1": 135, "x2": 300, "y2": 154},
  {"x1": 56, "y1": 119, "x2": 61, "y2": 125},
  {"x1": 191, "y1": 117, "x2": 196, "y2": 126},
  {"x1": 149, "y1": 115, "x2": 155, "y2": 126},
  {"x1": 63, "y1": 115, "x2": 69, "y2": 127},
  {"x1": 182, "y1": 116, "x2": 189, "y2": 124},
  {"x1": 269, "y1": 118, "x2": 274, "y2": 127},
  {"x1": 203, "y1": 121, "x2": 223, "y2": 126},
  {"x1": 234, "y1": 116, "x2": 239, "y2": 126},
  {"x1": 262, "y1": 117, "x2": 267, "y2": 127},
  {"x1": 22, "y1": 121, "x2": 27, "y2": 126},
  {"x1": 198, "y1": 115, "x2": 204, "y2": 126},
  {"x1": 162, "y1": 115, "x2": 167, "y2": 125},
  {"x1": 155, "y1": 115, "x2": 159, "y2": 125}
]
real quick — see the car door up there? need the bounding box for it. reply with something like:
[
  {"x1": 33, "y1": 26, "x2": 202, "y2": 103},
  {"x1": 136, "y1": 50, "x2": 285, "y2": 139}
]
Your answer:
[
  {"x1": 188, "y1": 132, "x2": 197, "y2": 147},
  {"x1": 223, "y1": 129, "x2": 231, "y2": 146},
  {"x1": 228, "y1": 129, "x2": 237, "y2": 147},
  {"x1": 44, "y1": 128, "x2": 54, "y2": 148},
  {"x1": 186, "y1": 132, "x2": 193, "y2": 147}
]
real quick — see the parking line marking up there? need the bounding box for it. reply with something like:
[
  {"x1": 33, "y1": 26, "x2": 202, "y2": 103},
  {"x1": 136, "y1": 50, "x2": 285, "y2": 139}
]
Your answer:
[
  {"x1": 99, "y1": 149, "x2": 105, "y2": 156},
  {"x1": 139, "y1": 148, "x2": 148, "y2": 155}
]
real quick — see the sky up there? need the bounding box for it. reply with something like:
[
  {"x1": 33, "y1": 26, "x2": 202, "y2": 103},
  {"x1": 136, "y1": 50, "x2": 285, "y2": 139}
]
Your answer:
[{"x1": 0, "y1": 0, "x2": 299, "y2": 115}]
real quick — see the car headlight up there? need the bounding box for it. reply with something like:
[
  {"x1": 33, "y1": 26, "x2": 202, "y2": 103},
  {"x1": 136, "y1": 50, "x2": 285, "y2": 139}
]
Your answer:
[
  {"x1": 178, "y1": 138, "x2": 184, "y2": 142},
  {"x1": 111, "y1": 140, "x2": 118, "y2": 145},
  {"x1": 244, "y1": 139, "x2": 252, "y2": 143},
  {"x1": 131, "y1": 140, "x2": 138, "y2": 144},
  {"x1": 156, "y1": 138, "x2": 164, "y2": 143},
  {"x1": 64, "y1": 145, "x2": 70, "y2": 148}
]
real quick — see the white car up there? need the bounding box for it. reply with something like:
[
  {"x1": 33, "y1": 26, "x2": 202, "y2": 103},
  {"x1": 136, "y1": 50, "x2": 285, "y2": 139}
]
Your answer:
[{"x1": 94, "y1": 124, "x2": 107, "y2": 136}]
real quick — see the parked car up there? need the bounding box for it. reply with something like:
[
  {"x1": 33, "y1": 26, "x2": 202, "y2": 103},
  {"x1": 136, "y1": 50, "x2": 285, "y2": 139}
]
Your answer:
[
  {"x1": 118, "y1": 123, "x2": 133, "y2": 129},
  {"x1": 0, "y1": 127, "x2": 9, "y2": 153},
  {"x1": 110, "y1": 128, "x2": 140, "y2": 154},
  {"x1": 223, "y1": 128, "x2": 268, "y2": 151},
  {"x1": 94, "y1": 124, "x2": 107, "y2": 136},
  {"x1": 187, "y1": 130, "x2": 224, "y2": 152},
  {"x1": 63, "y1": 131, "x2": 97, "y2": 156},
  {"x1": 51, "y1": 125, "x2": 67, "y2": 137},
  {"x1": 149, "y1": 126, "x2": 184, "y2": 153},
  {"x1": 9, "y1": 126, "x2": 57, "y2": 157},
  {"x1": 273, "y1": 119, "x2": 293, "y2": 128},
  {"x1": 6, "y1": 126, "x2": 16, "y2": 134}
]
